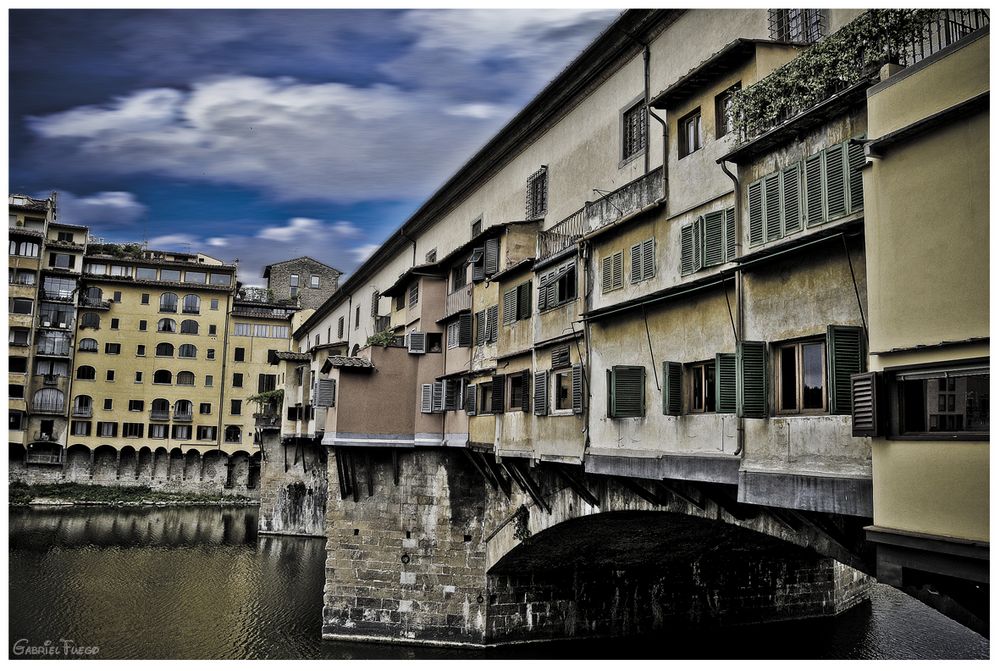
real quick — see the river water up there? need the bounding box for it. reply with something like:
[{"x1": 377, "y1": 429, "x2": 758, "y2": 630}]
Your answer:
[{"x1": 8, "y1": 505, "x2": 988, "y2": 660}]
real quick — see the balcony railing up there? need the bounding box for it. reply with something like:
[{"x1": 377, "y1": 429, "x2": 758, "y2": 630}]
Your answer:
[
  {"x1": 445, "y1": 284, "x2": 472, "y2": 317},
  {"x1": 32, "y1": 402, "x2": 65, "y2": 414},
  {"x1": 254, "y1": 412, "x2": 281, "y2": 429},
  {"x1": 26, "y1": 447, "x2": 63, "y2": 463},
  {"x1": 79, "y1": 296, "x2": 111, "y2": 310},
  {"x1": 150, "y1": 410, "x2": 170, "y2": 421},
  {"x1": 173, "y1": 412, "x2": 193, "y2": 422},
  {"x1": 72, "y1": 406, "x2": 93, "y2": 418},
  {"x1": 38, "y1": 317, "x2": 73, "y2": 330},
  {"x1": 37, "y1": 343, "x2": 71, "y2": 357},
  {"x1": 41, "y1": 374, "x2": 62, "y2": 386},
  {"x1": 733, "y1": 9, "x2": 990, "y2": 143},
  {"x1": 537, "y1": 170, "x2": 664, "y2": 261}
]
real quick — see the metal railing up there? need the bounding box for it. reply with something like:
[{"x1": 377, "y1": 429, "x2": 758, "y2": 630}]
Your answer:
[
  {"x1": 254, "y1": 412, "x2": 281, "y2": 429},
  {"x1": 445, "y1": 284, "x2": 472, "y2": 317},
  {"x1": 32, "y1": 401, "x2": 65, "y2": 414},
  {"x1": 173, "y1": 412, "x2": 193, "y2": 422},
  {"x1": 38, "y1": 316, "x2": 73, "y2": 329},
  {"x1": 37, "y1": 343, "x2": 71, "y2": 356},
  {"x1": 72, "y1": 406, "x2": 93, "y2": 418},
  {"x1": 150, "y1": 410, "x2": 171, "y2": 421},
  {"x1": 26, "y1": 449, "x2": 63, "y2": 464}
]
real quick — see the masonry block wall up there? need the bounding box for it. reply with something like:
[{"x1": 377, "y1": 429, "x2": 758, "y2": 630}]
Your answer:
[
  {"x1": 266, "y1": 257, "x2": 341, "y2": 310},
  {"x1": 322, "y1": 447, "x2": 489, "y2": 645},
  {"x1": 258, "y1": 436, "x2": 328, "y2": 537}
]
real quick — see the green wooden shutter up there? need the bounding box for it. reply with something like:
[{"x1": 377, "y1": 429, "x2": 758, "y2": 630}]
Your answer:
[
  {"x1": 781, "y1": 163, "x2": 802, "y2": 234},
  {"x1": 850, "y1": 371, "x2": 882, "y2": 437},
  {"x1": 538, "y1": 273, "x2": 550, "y2": 310},
  {"x1": 601, "y1": 255, "x2": 613, "y2": 293},
  {"x1": 715, "y1": 352, "x2": 737, "y2": 413},
  {"x1": 848, "y1": 139, "x2": 866, "y2": 213},
  {"x1": 641, "y1": 238, "x2": 655, "y2": 280},
  {"x1": 533, "y1": 371, "x2": 549, "y2": 416},
  {"x1": 502, "y1": 288, "x2": 516, "y2": 325},
  {"x1": 825, "y1": 143, "x2": 847, "y2": 219},
  {"x1": 747, "y1": 181, "x2": 764, "y2": 245},
  {"x1": 737, "y1": 341, "x2": 767, "y2": 418},
  {"x1": 466, "y1": 384, "x2": 477, "y2": 415},
  {"x1": 725, "y1": 208, "x2": 736, "y2": 261},
  {"x1": 764, "y1": 173, "x2": 781, "y2": 241},
  {"x1": 520, "y1": 370, "x2": 532, "y2": 413},
  {"x1": 517, "y1": 281, "x2": 532, "y2": 319},
  {"x1": 610, "y1": 365, "x2": 645, "y2": 418},
  {"x1": 484, "y1": 238, "x2": 500, "y2": 275},
  {"x1": 629, "y1": 242, "x2": 642, "y2": 283},
  {"x1": 551, "y1": 345, "x2": 570, "y2": 369},
  {"x1": 703, "y1": 211, "x2": 725, "y2": 266},
  {"x1": 804, "y1": 153, "x2": 824, "y2": 226},
  {"x1": 491, "y1": 374, "x2": 505, "y2": 414},
  {"x1": 662, "y1": 361, "x2": 682, "y2": 415},
  {"x1": 680, "y1": 222, "x2": 695, "y2": 275},
  {"x1": 488, "y1": 305, "x2": 499, "y2": 343},
  {"x1": 458, "y1": 313, "x2": 473, "y2": 347},
  {"x1": 612, "y1": 251, "x2": 623, "y2": 288},
  {"x1": 571, "y1": 364, "x2": 584, "y2": 414},
  {"x1": 475, "y1": 309, "x2": 486, "y2": 345},
  {"x1": 827, "y1": 325, "x2": 865, "y2": 415}
]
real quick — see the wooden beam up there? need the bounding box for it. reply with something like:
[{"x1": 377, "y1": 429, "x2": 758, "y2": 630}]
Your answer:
[
  {"x1": 365, "y1": 451, "x2": 374, "y2": 496},
  {"x1": 616, "y1": 477, "x2": 666, "y2": 506},
  {"x1": 509, "y1": 461, "x2": 551, "y2": 515},
  {"x1": 555, "y1": 465, "x2": 600, "y2": 508},
  {"x1": 486, "y1": 457, "x2": 512, "y2": 498},
  {"x1": 462, "y1": 448, "x2": 497, "y2": 488},
  {"x1": 659, "y1": 479, "x2": 704, "y2": 511}
]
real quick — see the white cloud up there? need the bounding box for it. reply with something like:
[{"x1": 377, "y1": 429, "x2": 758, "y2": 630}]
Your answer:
[
  {"x1": 147, "y1": 233, "x2": 199, "y2": 248},
  {"x1": 39, "y1": 190, "x2": 147, "y2": 229},
  {"x1": 445, "y1": 103, "x2": 507, "y2": 120},
  {"x1": 351, "y1": 244, "x2": 379, "y2": 263},
  {"x1": 257, "y1": 217, "x2": 324, "y2": 242}
]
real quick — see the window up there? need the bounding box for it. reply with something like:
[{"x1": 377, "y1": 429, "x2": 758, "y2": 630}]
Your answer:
[
  {"x1": 9, "y1": 410, "x2": 25, "y2": 430},
  {"x1": 290, "y1": 274, "x2": 299, "y2": 298},
  {"x1": 234, "y1": 347, "x2": 245, "y2": 362},
  {"x1": 408, "y1": 283, "x2": 419, "y2": 308},
  {"x1": 225, "y1": 425, "x2": 242, "y2": 443},
  {"x1": 233, "y1": 373, "x2": 244, "y2": 388},
  {"x1": 209, "y1": 325, "x2": 217, "y2": 336},
  {"x1": 621, "y1": 98, "x2": 647, "y2": 161},
  {"x1": 337, "y1": 317, "x2": 345, "y2": 339},
  {"x1": 57, "y1": 231, "x2": 74, "y2": 242},
  {"x1": 9, "y1": 269, "x2": 35, "y2": 285},
  {"x1": 355, "y1": 306, "x2": 360, "y2": 328},
  {"x1": 155, "y1": 343, "x2": 174, "y2": 357},
  {"x1": 310, "y1": 274, "x2": 320, "y2": 289},
  {"x1": 200, "y1": 403, "x2": 212, "y2": 414},
  {"x1": 179, "y1": 344, "x2": 197, "y2": 358},
  {"x1": 891, "y1": 365, "x2": 989, "y2": 438},
  {"x1": 10, "y1": 384, "x2": 25, "y2": 399},
  {"x1": 554, "y1": 371, "x2": 573, "y2": 412},
  {"x1": 197, "y1": 426, "x2": 217, "y2": 441},
  {"x1": 180, "y1": 320, "x2": 199, "y2": 334},
  {"x1": 113, "y1": 291, "x2": 122, "y2": 303},
  {"x1": 176, "y1": 371, "x2": 195, "y2": 386},
  {"x1": 509, "y1": 374, "x2": 527, "y2": 412},
  {"x1": 71, "y1": 421, "x2": 91, "y2": 436},
  {"x1": 254, "y1": 324, "x2": 269, "y2": 337},
  {"x1": 151, "y1": 399, "x2": 170, "y2": 419},
  {"x1": 186, "y1": 271, "x2": 207, "y2": 284},
  {"x1": 474, "y1": 306, "x2": 499, "y2": 345},
  {"x1": 211, "y1": 299, "x2": 219, "y2": 310},
  {"x1": 149, "y1": 424, "x2": 168, "y2": 439},
  {"x1": 182, "y1": 294, "x2": 200, "y2": 314},
  {"x1": 37, "y1": 360, "x2": 69, "y2": 377},
  {"x1": 776, "y1": 340, "x2": 826, "y2": 414},
  {"x1": 153, "y1": 370, "x2": 172, "y2": 384},
  {"x1": 123, "y1": 423, "x2": 143, "y2": 438},
  {"x1": 141, "y1": 293, "x2": 150, "y2": 305},
  {"x1": 234, "y1": 323, "x2": 251, "y2": 336},
  {"x1": 715, "y1": 83, "x2": 741, "y2": 138},
  {"x1": 690, "y1": 362, "x2": 716, "y2": 413},
  {"x1": 105, "y1": 343, "x2": 121, "y2": 355},
  {"x1": 258, "y1": 374, "x2": 277, "y2": 393},
  {"x1": 537, "y1": 262, "x2": 577, "y2": 311},
  {"x1": 10, "y1": 240, "x2": 39, "y2": 257},
  {"x1": 172, "y1": 425, "x2": 192, "y2": 440},
  {"x1": 137, "y1": 345, "x2": 146, "y2": 356},
  {"x1": 608, "y1": 365, "x2": 645, "y2": 418},
  {"x1": 139, "y1": 320, "x2": 148, "y2": 331},
  {"x1": 49, "y1": 253, "x2": 72, "y2": 269},
  {"x1": 76, "y1": 338, "x2": 97, "y2": 353},
  {"x1": 601, "y1": 251, "x2": 624, "y2": 293},
  {"x1": 32, "y1": 388, "x2": 65, "y2": 413},
  {"x1": 135, "y1": 372, "x2": 143, "y2": 383},
  {"x1": 158, "y1": 318, "x2": 176, "y2": 333},
  {"x1": 128, "y1": 400, "x2": 144, "y2": 412},
  {"x1": 502, "y1": 281, "x2": 532, "y2": 324},
  {"x1": 9, "y1": 328, "x2": 30, "y2": 346},
  {"x1": 526, "y1": 167, "x2": 548, "y2": 219},
  {"x1": 769, "y1": 8, "x2": 825, "y2": 44},
  {"x1": 110, "y1": 318, "x2": 119, "y2": 330},
  {"x1": 207, "y1": 348, "x2": 215, "y2": 360},
  {"x1": 678, "y1": 108, "x2": 702, "y2": 158},
  {"x1": 9, "y1": 356, "x2": 28, "y2": 373},
  {"x1": 159, "y1": 292, "x2": 178, "y2": 312},
  {"x1": 109, "y1": 264, "x2": 129, "y2": 277},
  {"x1": 231, "y1": 400, "x2": 242, "y2": 415},
  {"x1": 76, "y1": 365, "x2": 96, "y2": 380},
  {"x1": 10, "y1": 298, "x2": 33, "y2": 314},
  {"x1": 106, "y1": 369, "x2": 115, "y2": 382},
  {"x1": 160, "y1": 269, "x2": 181, "y2": 282},
  {"x1": 104, "y1": 398, "x2": 113, "y2": 411},
  {"x1": 630, "y1": 239, "x2": 655, "y2": 283},
  {"x1": 272, "y1": 325, "x2": 289, "y2": 339},
  {"x1": 205, "y1": 375, "x2": 213, "y2": 387},
  {"x1": 479, "y1": 382, "x2": 494, "y2": 415},
  {"x1": 97, "y1": 422, "x2": 118, "y2": 438},
  {"x1": 451, "y1": 264, "x2": 468, "y2": 291},
  {"x1": 174, "y1": 400, "x2": 193, "y2": 419}
]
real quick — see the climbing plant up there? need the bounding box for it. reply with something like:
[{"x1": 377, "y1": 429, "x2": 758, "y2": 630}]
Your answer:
[
  {"x1": 248, "y1": 389, "x2": 284, "y2": 411},
  {"x1": 513, "y1": 505, "x2": 532, "y2": 541},
  {"x1": 365, "y1": 329, "x2": 396, "y2": 348}
]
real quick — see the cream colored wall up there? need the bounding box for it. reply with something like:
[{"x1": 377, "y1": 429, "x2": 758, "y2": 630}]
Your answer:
[
  {"x1": 497, "y1": 265, "x2": 534, "y2": 357},
  {"x1": 224, "y1": 316, "x2": 291, "y2": 451}
]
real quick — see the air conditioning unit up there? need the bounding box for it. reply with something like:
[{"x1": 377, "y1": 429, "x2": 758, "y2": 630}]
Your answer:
[
  {"x1": 58, "y1": 323, "x2": 67, "y2": 329},
  {"x1": 42, "y1": 320, "x2": 51, "y2": 327},
  {"x1": 407, "y1": 331, "x2": 426, "y2": 355}
]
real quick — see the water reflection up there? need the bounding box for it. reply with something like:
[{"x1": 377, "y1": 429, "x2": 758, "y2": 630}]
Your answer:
[{"x1": 8, "y1": 506, "x2": 989, "y2": 660}]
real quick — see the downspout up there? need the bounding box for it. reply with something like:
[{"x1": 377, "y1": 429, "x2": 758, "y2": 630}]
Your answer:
[
  {"x1": 643, "y1": 45, "x2": 669, "y2": 205},
  {"x1": 719, "y1": 160, "x2": 744, "y2": 457}
]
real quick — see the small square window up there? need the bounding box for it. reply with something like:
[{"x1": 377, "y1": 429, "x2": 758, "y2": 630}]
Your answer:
[
  {"x1": 141, "y1": 293, "x2": 150, "y2": 305},
  {"x1": 231, "y1": 399, "x2": 242, "y2": 415},
  {"x1": 138, "y1": 320, "x2": 147, "y2": 331},
  {"x1": 207, "y1": 349, "x2": 215, "y2": 360},
  {"x1": 200, "y1": 403, "x2": 212, "y2": 414},
  {"x1": 135, "y1": 371, "x2": 143, "y2": 383},
  {"x1": 715, "y1": 83, "x2": 741, "y2": 139},
  {"x1": 234, "y1": 347, "x2": 245, "y2": 362},
  {"x1": 678, "y1": 108, "x2": 702, "y2": 158},
  {"x1": 310, "y1": 275, "x2": 320, "y2": 288},
  {"x1": 103, "y1": 398, "x2": 113, "y2": 411},
  {"x1": 113, "y1": 290, "x2": 122, "y2": 303},
  {"x1": 106, "y1": 370, "x2": 115, "y2": 381},
  {"x1": 111, "y1": 318, "x2": 120, "y2": 330},
  {"x1": 209, "y1": 324, "x2": 217, "y2": 336},
  {"x1": 136, "y1": 345, "x2": 146, "y2": 356},
  {"x1": 233, "y1": 373, "x2": 244, "y2": 388},
  {"x1": 211, "y1": 299, "x2": 219, "y2": 310},
  {"x1": 526, "y1": 168, "x2": 548, "y2": 219},
  {"x1": 689, "y1": 362, "x2": 716, "y2": 413},
  {"x1": 128, "y1": 400, "x2": 144, "y2": 412},
  {"x1": 205, "y1": 375, "x2": 213, "y2": 387},
  {"x1": 105, "y1": 343, "x2": 121, "y2": 355},
  {"x1": 776, "y1": 340, "x2": 827, "y2": 414}
]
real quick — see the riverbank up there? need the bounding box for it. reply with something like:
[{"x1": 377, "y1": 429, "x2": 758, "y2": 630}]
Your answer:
[{"x1": 9, "y1": 481, "x2": 258, "y2": 507}]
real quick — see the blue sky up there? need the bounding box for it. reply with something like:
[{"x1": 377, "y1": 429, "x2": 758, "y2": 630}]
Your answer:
[{"x1": 9, "y1": 9, "x2": 618, "y2": 284}]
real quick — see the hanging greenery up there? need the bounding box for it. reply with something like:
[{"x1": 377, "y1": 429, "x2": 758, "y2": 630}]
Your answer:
[
  {"x1": 248, "y1": 388, "x2": 284, "y2": 409},
  {"x1": 731, "y1": 9, "x2": 941, "y2": 142},
  {"x1": 365, "y1": 329, "x2": 396, "y2": 347},
  {"x1": 513, "y1": 505, "x2": 532, "y2": 541}
]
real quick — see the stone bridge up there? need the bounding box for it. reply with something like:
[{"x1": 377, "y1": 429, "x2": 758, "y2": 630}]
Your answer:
[{"x1": 320, "y1": 446, "x2": 873, "y2": 647}]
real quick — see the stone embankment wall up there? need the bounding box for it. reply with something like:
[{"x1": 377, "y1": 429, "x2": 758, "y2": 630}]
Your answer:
[{"x1": 257, "y1": 435, "x2": 328, "y2": 537}]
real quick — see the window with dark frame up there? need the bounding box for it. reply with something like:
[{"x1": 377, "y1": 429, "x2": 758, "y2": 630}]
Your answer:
[
  {"x1": 690, "y1": 361, "x2": 716, "y2": 413},
  {"x1": 776, "y1": 339, "x2": 826, "y2": 414},
  {"x1": 715, "y1": 83, "x2": 741, "y2": 138},
  {"x1": 509, "y1": 374, "x2": 525, "y2": 411},
  {"x1": 554, "y1": 371, "x2": 572, "y2": 411},
  {"x1": 678, "y1": 108, "x2": 702, "y2": 158},
  {"x1": 526, "y1": 167, "x2": 547, "y2": 219},
  {"x1": 893, "y1": 366, "x2": 989, "y2": 437},
  {"x1": 622, "y1": 98, "x2": 648, "y2": 161},
  {"x1": 479, "y1": 382, "x2": 494, "y2": 415}
]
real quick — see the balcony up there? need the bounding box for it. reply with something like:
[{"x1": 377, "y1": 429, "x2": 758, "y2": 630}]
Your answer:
[
  {"x1": 38, "y1": 317, "x2": 73, "y2": 330},
  {"x1": 36, "y1": 343, "x2": 71, "y2": 357},
  {"x1": 445, "y1": 284, "x2": 472, "y2": 317},
  {"x1": 26, "y1": 446, "x2": 63, "y2": 463},
  {"x1": 732, "y1": 9, "x2": 990, "y2": 144},
  {"x1": 150, "y1": 410, "x2": 171, "y2": 421},
  {"x1": 72, "y1": 406, "x2": 93, "y2": 418},
  {"x1": 537, "y1": 170, "x2": 664, "y2": 261},
  {"x1": 173, "y1": 412, "x2": 193, "y2": 422},
  {"x1": 79, "y1": 296, "x2": 111, "y2": 310},
  {"x1": 41, "y1": 288, "x2": 75, "y2": 302},
  {"x1": 32, "y1": 401, "x2": 65, "y2": 415},
  {"x1": 41, "y1": 374, "x2": 62, "y2": 386},
  {"x1": 45, "y1": 238, "x2": 85, "y2": 252},
  {"x1": 254, "y1": 412, "x2": 281, "y2": 430}
]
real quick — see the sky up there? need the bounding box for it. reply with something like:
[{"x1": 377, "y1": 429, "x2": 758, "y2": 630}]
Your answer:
[{"x1": 9, "y1": 8, "x2": 619, "y2": 285}]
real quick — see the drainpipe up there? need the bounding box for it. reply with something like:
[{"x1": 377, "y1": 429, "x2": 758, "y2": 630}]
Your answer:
[
  {"x1": 719, "y1": 160, "x2": 744, "y2": 457},
  {"x1": 642, "y1": 45, "x2": 669, "y2": 205}
]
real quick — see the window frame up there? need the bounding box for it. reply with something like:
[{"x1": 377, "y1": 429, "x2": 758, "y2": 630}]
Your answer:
[
  {"x1": 774, "y1": 338, "x2": 828, "y2": 415},
  {"x1": 678, "y1": 107, "x2": 703, "y2": 159},
  {"x1": 715, "y1": 82, "x2": 741, "y2": 139},
  {"x1": 688, "y1": 361, "x2": 717, "y2": 414},
  {"x1": 885, "y1": 360, "x2": 990, "y2": 441},
  {"x1": 620, "y1": 95, "x2": 648, "y2": 164}
]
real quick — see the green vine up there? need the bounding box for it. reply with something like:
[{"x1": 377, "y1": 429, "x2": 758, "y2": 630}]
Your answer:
[
  {"x1": 365, "y1": 329, "x2": 396, "y2": 347},
  {"x1": 513, "y1": 505, "x2": 532, "y2": 541},
  {"x1": 731, "y1": 9, "x2": 942, "y2": 142},
  {"x1": 248, "y1": 388, "x2": 284, "y2": 410}
]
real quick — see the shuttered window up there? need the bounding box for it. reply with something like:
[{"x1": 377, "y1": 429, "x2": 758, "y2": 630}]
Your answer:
[
  {"x1": 850, "y1": 371, "x2": 881, "y2": 437},
  {"x1": 725, "y1": 207, "x2": 736, "y2": 261},
  {"x1": 764, "y1": 173, "x2": 781, "y2": 241},
  {"x1": 602, "y1": 251, "x2": 624, "y2": 293},
  {"x1": 432, "y1": 381, "x2": 445, "y2": 413},
  {"x1": 847, "y1": 139, "x2": 866, "y2": 212},
  {"x1": 520, "y1": 370, "x2": 532, "y2": 412},
  {"x1": 484, "y1": 238, "x2": 500, "y2": 276},
  {"x1": 315, "y1": 378, "x2": 336, "y2": 408},
  {"x1": 703, "y1": 211, "x2": 725, "y2": 267},
  {"x1": 824, "y1": 143, "x2": 847, "y2": 219},
  {"x1": 503, "y1": 282, "x2": 532, "y2": 323},
  {"x1": 680, "y1": 219, "x2": 703, "y2": 276},
  {"x1": 470, "y1": 247, "x2": 486, "y2": 282},
  {"x1": 491, "y1": 374, "x2": 505, "y2": 413},
  {"x1": 551, "y1": 345, "x2": 570, "y2": 369},
  {"x1": 737, "y1": 341, "x2": 768, "y2": 418},
  {"x1": 465, "y1": 384, "x2": 477, "y2": 415},
  {"x1": 533, "y1": 371, "x2": 548, "y2": 416},
  {"x1": 827, "y1": 325, "x2": 865, "y2": 415},
  {"x1": 629, "y1": 238, "x2": 655, "y2": 283},
  {"x1": 486, "y1": 305, "x2": 498, "y2": 343},
  {"x1": 804, "y1": 152, "x2": 824, "y2": 226},
  {"x1": 407, "y1": 331, "x2": 426, "y2": 354},
  {"x1": 458, "y1": 313, "x2": 473, "y2": 347},
  {"x1": 781, "y1": 163, "x2": 802, "y2": 234},
  {"x1": 475, "y1": 310, "x2": 486, "y2": 345},
  {"x1": 420, "y1": 384, "x2": 433, "y2": 413},
  {"x1": 715, "y1": 353, "x2": 737, "y2": 413},
  {"x1": 662, "y1": 361, "x2": 682, "y2": 415},
  {"x1": 747, "y1": 180, "x2": 764, "y2": 246},
  {"x1": 572, "y1": 364, "x2": 584, "y2": 414},
  {"x1": 503, "y1": 288, "x2": 517, "y2": 325},
  {"x1": 608, "y1": 365, "x2": 645, "y2": 418}
]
